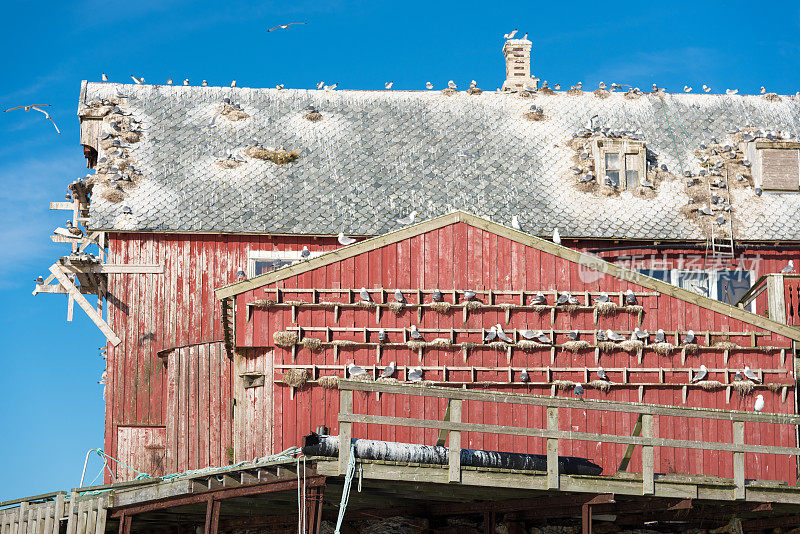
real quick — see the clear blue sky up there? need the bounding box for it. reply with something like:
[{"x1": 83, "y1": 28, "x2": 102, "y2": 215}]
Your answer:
[{"x1": 1, "y1": 0, "x2": 798, "y2": 499}]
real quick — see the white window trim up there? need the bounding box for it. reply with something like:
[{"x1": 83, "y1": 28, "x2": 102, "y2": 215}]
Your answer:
[
  {"x1": 593, "y1": 139, "x2": 646, "y2": 190},
  {"x1": 247, "y1": 249, "x2": 324, "y2": 278},
  {"x1": 670, "y1": 269, "x2": 756, "y2": 311}
]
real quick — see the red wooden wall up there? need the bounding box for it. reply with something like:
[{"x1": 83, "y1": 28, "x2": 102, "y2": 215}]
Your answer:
[
  {"x1": 235, "y1": 222, "x2": 799, "y2": 484},
  {"x1": 103, "y1": 229, "x2": 800, "y2": 481}
]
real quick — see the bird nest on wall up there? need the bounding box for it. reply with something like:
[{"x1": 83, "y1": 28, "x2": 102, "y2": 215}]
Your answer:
[
  {"x1": 466, "y1": 87, "x2": 483, "y2": 95},
  {"x1": 247, "y1": 147, "x2": 299, "y2": 164},
  {"x1": 697, "y1": 380, "x2": 724, "y2": 391},
  {"x1": 441, "y1": 88, "x2": 457, "y2": 96},
  {"x1": 407, "y1": 341, "x2": 427, "y2": 351},
  {"x1": 489, "y1": 341, "x2": 511, "y2": 351},
  {"x1": 552, "y1": 379, "x2": 576, "y2": 390},
  {"x1": 587, "y1": 380, "x2": 611, "y2": 392},
  {"x1": 763, "y1": 92, "x2": 781, "y2": 102},
  {"x1": 317, "y1": 375, "x2": 340, "y2": 389},
  {"x1": 464, "y1": 300, "x2": 483, "y2": 311},
  {"x1": 524, "y1": 111, "x2": 545, "y2": 121},
  {"x1": 593, "y1": 89, "x2": 611, "y2": 99},
  {"x1": 100, "y1": 188, "x2": 125, "y2": 203},
  {"x1": 253, "y1": 299, "x2": 277, "y2": 308},
  {"x1": 713, "y1": 340, "x2": 739, "y2": 351},
  {"x1": 517, "y1": 340, "x2": 546, "y2": 351},
  {"x1": 281, "y1": 368, "x2": 309, "y2": 387},
  {"x1": 598, "y1": 341, "x2": 617, "y2": 353},
  {"x1": 216, "y1": 158, "x2": 243, "y2": 169},
  {"x1": 619, "y1": 339, "x2": 644, "y2": 353},
  {"x1": 331, "y1": 339, "x2": 358, "y2": 347},
  {"x1": 531, "y1": 305, "x2": 549, "y2": 312},
  {"x1": 624, "y1": 90, "x2": 643, "y2": 100},
  {"x1": 219, "y1": 102, "x2": 250, "y2": 121},
  {"x1": 273, "y1": 330, "x2": 299, "y2": 347},
  {"x1": 562, "y1": 340, "x2": 590, "y2": 353},
  {"x1": 301, "y1": 337, "x2": 323, "y2": 352},
  {"x1": 429, "y1": 302, "x2": 451, "y2": 314},
  {"x1": 625, "y1": 304, "x2": 644, "y2": 313},
  {"x1": 766, "y1": 383, "x2": 782, "y2": 392},
  {"x1": 304, "y1": 111, "x2": 323, "y2": 122},
  {"x1": 428, "y1": 338, "x2": 453, "y2": 348},
  {"x1": 652, "y1": 342, "x2": 675, "y2": 355},
  {"x1": 388, "y1": 302, "x2": 405, "y2": 315},
  {"x1": 683, "y1": 343, "x2": 699, "y2": 354},
  {"x1": 319, "y1": 301, "x2": 338, "y2": 309},
  {"x1": 593, "y1": 301, "x2": 618, "y2": 315},
  {"x1": 357, "y1": 300, "x2": 377, "y2": 309},
  {"x1": 539, "y1": 87, "x2": 555, "y2": 95},
  {"x1": 732, "y1": 380, "x2": 754, "y2": 396},
  {"x1": 566, "y1": 88, "x2": 583, "y2": 96},
  {"x1": 558, "y1": 303, "x2": 581, "y2": 313}
]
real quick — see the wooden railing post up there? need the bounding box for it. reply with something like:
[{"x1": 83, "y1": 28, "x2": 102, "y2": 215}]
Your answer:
[
  {"x1": 767, "y1": 274, "x2": 786, "y2": 324},
  {"x1": 733, "y1": 421, "x2": 745, "y2": 500},
  {"x1": 339, "y1": 389, "x2": 353, "y2": 475},
  {"x1": 642, "y1": 414, "x2": 654, "y2": 495},
  {"x1": 547, "y1": 407, "x2": 559, "y2": 489},
  {"x1": 448, "y1": 399, "x2": 462, "y2": 483}
]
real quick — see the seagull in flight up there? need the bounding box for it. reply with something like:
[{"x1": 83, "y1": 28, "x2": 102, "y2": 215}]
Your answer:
[
  {"x1": 4, "y1": 104, "x2": 61, "y2": 134},
  {"x1": 267, "y1": 22, "x2": 307, "y2": 32},
  {"x1": 385, "y1": 81, "x2": 394, "y2": 89}
]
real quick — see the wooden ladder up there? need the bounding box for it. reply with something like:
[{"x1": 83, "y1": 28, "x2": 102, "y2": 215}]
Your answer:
[{"x1": 709, "y1": 167, "x2": 735, "y2": 258}]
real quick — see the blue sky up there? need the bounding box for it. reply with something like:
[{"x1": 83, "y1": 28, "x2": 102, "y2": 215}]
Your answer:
[{"x1": 0, "y1": 0, "x2": 798, "y2": 499}]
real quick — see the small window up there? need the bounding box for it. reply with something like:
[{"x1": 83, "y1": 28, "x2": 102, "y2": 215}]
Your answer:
[
  {"x1": 595, "y1": 139, "x2": 645, "y2": 190},
  {"x1": 639, "y1": 269, "x2": 670, "y2": 282},
  {"x1": 676, "y1": 271, "x2": 711, "y2": 297},
  {"x1": 717, "y1": 271, "x2": 752, "y2": 305},
  {"x1": 605, "y1": 153, "x2": 621, "y2": 186},
  {"x1": 247, "y1": 249, "x2": 321, "y2": 278},
  {"x1": 747, "y1": 141, "x2": 800, "y2": 191}
]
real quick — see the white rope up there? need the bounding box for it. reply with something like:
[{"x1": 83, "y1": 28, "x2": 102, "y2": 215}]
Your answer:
[{"x1": 334, "y1": 445, "x2": 357, "y2": 534}]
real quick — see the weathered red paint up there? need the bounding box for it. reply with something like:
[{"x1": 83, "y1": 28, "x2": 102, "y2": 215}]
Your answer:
[{"x1": 103, "y1": 227, "x2": 800, "y2": 483}]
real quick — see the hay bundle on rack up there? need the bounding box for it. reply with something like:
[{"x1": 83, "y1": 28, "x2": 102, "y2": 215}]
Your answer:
[
  {"x1": 301, "y1": 337, "x2": 323, "y2": 352},
  {"x1": 317, "y1": 375, "x2": 340, "y2": 389},
  {"x1": 594, "y1": 301, "x2": 618, "y2": 315},
  {"x1": 273, "y1": 330, "x2": 298, "y2": 348},
  {"x1": 619, "y1": 339, "x2": 643, "y2": 353},
  {"x1": 732, "y1": 380, "x2": 754, "y2": 396},
  {"x1": 553, "y1": 379, "x2": 576, "y2": 391},
  {"x1": 652, "y1": 342, "x2": 675, "y2": 355},
  {"x1": 588, "y1": 380, "x2": 611, "y2": 392},
  {"x1": 430, "y1": 301, "x2": 451, "y2": 314},
  {"x1": 281, "y1": 368, "x2": 309, "y2": 387},
  {"x1": 563, "y1": 340, "x2": 590, "y2": 353}
]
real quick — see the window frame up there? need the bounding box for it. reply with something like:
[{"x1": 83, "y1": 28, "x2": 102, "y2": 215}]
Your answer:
[
  {"x1": 247, "y1": 249, "x2": 323, "y2": 278},
  {"x1": 746, "y1": 141, "x2": 800, "y2": 192},
  {"x1": 593, "y1": 139, "x2": 646, "y2": 190}
]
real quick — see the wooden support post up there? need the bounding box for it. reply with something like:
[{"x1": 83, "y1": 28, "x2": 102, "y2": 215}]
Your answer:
[
  {"x1": 448, "y1": 399, "x2": 462, "y2": 483},
  {"x1": 734, "y1": 421, "x2": 745, "y2": 500},
  {"x1": 339, "y1": 390, "x2": 353, "y2": 475},
  {"x1": 53, "y1": 493, "x2": 65, "y2": 534},
  {"x1": 642, "y1": 414, "x2": 655, "y2": 495},
  {"x1": 204, "y1": 498, "x2": 221, "y2": 534},
  {"x1": 767, "y1": 274, "x2": 787, "y2": 324},
  {"x1": 436, "y1": 399, "x2": 453, "y2": 447},
  {"x1": 616, "y1": 414, "x2": 644, "y2": 473},
  {"x1": 547, "y1": 407, "x2": 559, "y2": 490},
  {"x1": 49, "y1": 264, "x2": 121, "y2": 345},
  {"x1": 582, "y1": 501, "x2": 592, "y2": 534}
]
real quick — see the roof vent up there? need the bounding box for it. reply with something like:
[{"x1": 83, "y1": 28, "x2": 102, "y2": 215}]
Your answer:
[{"x1": 502, "y1": 38, "x2": 538, "y2": 92}]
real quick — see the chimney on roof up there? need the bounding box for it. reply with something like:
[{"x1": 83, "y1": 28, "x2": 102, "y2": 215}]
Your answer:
[{"x1": 501, "y1": 38, "x2": 538, "y2": 91}]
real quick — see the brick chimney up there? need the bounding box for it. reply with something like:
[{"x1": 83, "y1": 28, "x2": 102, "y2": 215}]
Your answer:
[{"x1": 502, "y1": 38, "x2": 538, "y2": 91}]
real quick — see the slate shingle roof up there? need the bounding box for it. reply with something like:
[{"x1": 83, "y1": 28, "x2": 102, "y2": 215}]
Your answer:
[{"x1": 80, "y1": 82, "x2": 800, "y2": 241}]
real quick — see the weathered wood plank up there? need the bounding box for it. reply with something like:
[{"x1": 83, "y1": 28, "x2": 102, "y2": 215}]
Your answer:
[
  {"x1": 642, "y1": 414, "x2": 654, "y2": 495},
  {"x1": 448, "y1": 400, "x2": 462, "y2": 483},
  {"x1": 547, "y1": 407, "x2": 559, "y2": 490},
  {"x1": 339, "y1": 390, "x2": 353, "y2": 476},
  {"x1": 48, "y1": 265, "x2": 121, "y2": 345}
]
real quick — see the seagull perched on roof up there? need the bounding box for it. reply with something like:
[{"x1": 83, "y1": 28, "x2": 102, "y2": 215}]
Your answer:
[
  {"x1": 276, "y1": 84, "x2": 285, "y2": 90},
  {"x1": 781, "y1": 260, "x2": 794, "y2": 274},
  {"x1": 230, "y1": 80, "x2": 237, "y2": 87},
  {"x1": 359, "y1": 287, "x2": 372, "y2": 302},
  {"x1": 267, "y1": 22, "x2": 307, "y2": 32},
  {"x1": 130, "y1": 75, "x2": 144, "y2": 84},
  {"x1": 495, "y1": 324, "x2": 513, "y2": 343},
  {"x1": 397, "y1": 211, "x2": 417, "y2": 225},
  {"x1": 702, "y1": 84, "x2": 711, "y2": 93},
  {"x1": 201, "y1": 80, "x2": 208, "y2": 87},
  {"x1": 426, "y1": 82, "x2": 433, "y2": 89},
  {"x1": 448, "y1": 80, "x2": 457, "y2": 90},
  {"x1": 4, "y1": 104, "x2": 61, "y2": 134},
  {"x1": 691, "y1": 364, "x2": 708, "y2": 383},
  {"x1": 316, "y1": 80, "x2": 324, "y2": 90},
  {"x1": 394, "y1": 289, "x2": 405, "y2": 303},
  {"x1": 760, "y1": 86, "x2": 767, "y2": 94},
  {"x1": 381, "y1": 361, "x2": 396, "y2": 378},
  {"x1": 598, "y1": 81, "x2": 607, "y2": 90},
  {"x1": 183, "y1": 79, "x2": 190, "y2": 86},
  {"x1": 683, "y1": 85, "x2": 692, "y2": 93},
  {"x1": 470, "y1": 80, "x2": 477, "y2": 89},
  {"x1": 754, "y1": 394, "x2": 764, "y2": 412},
  {"x1": 385, "y1": 81, "x2": 393, "y2": 89},
  {"x1": 338, "y1": 232, "x2": 356, "y2": 246},
  {"x1": 101, "y1": 73, "x2": 108, "y2": 82},
  {"x1": 166, "y1": 78, "x2": 173, "y2": 85},
  {"x1": 484, "y1": 326, "x2": 498, "y2": 343},
  {"x1": 511, "y1": 215, "x2": 521, "y2": 231},
  {"x1": 503, "y1": 29, "x2": 518, "y2": 39},
  {"x1": 726, "y1": 88, "x2": 739, "y2": 95},
  {"x1": 743, "y1": 365, "x2": 761, "y2": 383},
  {"x1": 553, "y1": 228, "x2": 561, "y2": 245}
]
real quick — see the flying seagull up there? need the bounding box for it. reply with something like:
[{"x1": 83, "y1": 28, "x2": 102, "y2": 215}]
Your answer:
[
  {"x1": 597, "y1": 367, "x2": 610, "y2": 381},
  {"x1": 409, "y1": 325, "x2": 423, "y2": 340},
  {"x1": 338, "y1": 232, "x2": 356, "y2": 246},
  {"x1": 511, "y1": 215, "x2": 521, "y2": 231},
  {"x1": 503, "y1": 29, "x2": 518, "y2": 39},
  {"x1": 495, "y1": 324, "x2": 513, "y2": 343},
  {"x1": 484, "y1": 326, "x2": 497, "y2": 342},
  {"x1": 359, "y1": 287, "x2": 372, "y2": 302},
  {"x1": 268, "y1": 22, "x2": 307, "y2": 32},
  {"x1": 394, "y1": 289, "x2": 405, "y2": 303},
  {"x1": 781, "y1": 260, "x2": 794, "y2": 274},
  {"x1": 378, "y1": 329, "x2": 389, "y2": 343},
  {"x1": 408, "y1": 367, "x2": 423, "y2": 382},
  {"x1": 385, "y1": 81, "x2": 393, "y2": 89},
  {"x1": 754, "y1": 394, "x2": 764, "y2": 412},
  {"x1": 397, "y1": 211, "x2": 417, "y2": 225},
  {"x1": 381, "y1": 361, "x2": 396, "y2": 378},
  {"x1": 4, "y1": 104, "x2": 61, "y2": 134},
  {"x1": 691, "y1": 364, "x2": 708, "y2": 383},
  {"x1": 743, "y1": 365, "x2": 761, "y2": 383},
  {"x1": 348, "y1": 363, "x2": 367, "y2": 378}
]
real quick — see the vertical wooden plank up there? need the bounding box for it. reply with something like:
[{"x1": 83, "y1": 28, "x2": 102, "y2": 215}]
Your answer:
[
  {"x1": 642, "y1": 414, "x2": 655, "y2": 495},
  {"x1": 448, "y1": 399, "x2": 462, "y2": 483},
  {"x1": 733, "y1": 420, "x2": 745, "y2": 500},
  {"x1": 338, "y1": 390, "x2": 353, "y2": 475},
  {"x1": 166, "y1": 349, "x2": 178, "y2": 473},
  {"x1": 53, "y1": 494, "x2": 65, "y2": 534},
  {"x1": 546, "y1": 406, "x2": 559, "y2": 489}
]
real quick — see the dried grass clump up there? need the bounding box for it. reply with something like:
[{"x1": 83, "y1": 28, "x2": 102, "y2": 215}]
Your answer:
[
  {"x1": 301, "y1": 337, "x2": 323, "y2": 352},
  {"x1": 625, "y1": 305, "x2": 644, "y2": 313},
  {"x1": 683, "y1": 343, "x2": 699, "y2": 354},
  {"x1": 619, "y1": 339, "x2": 644, "y2": 353},
  {"x1": 553, "y1": 379, "x2": 576, "y2": 390},
  {"x1": 388, "y1": 302, "x2": 405, "y2": 315},
  {"x1": 517, "y1": 340, "x2": 545, "y2": 351},
  {"x1": 732, "y1": 380, "x2": 754, "y2": 396},
  {"x1": 377, "y1": 376, "x2": 398, "y2": 383},
  {"x1": 594, "y1": 301, "x2": 618, "y2": 315},
  {"x1": 317, "y1": 375, "x2": 340, "y2": 389},
  {"x1": 588, "y1": 380, "x2": 612, "y2": 392},
  {"x1": 428, "y1": 337, "x2": 453, "y2": 348},
  {"x1": 652, "y1": 342, "x2": 675, "y2": 355},
  {"x1": 560, "y1": 304, "x2": 580, "y2": 313},
  {"x1": 598, "y1": 341, "x2": 617, "y2": 353},
  {"x1": 566, "y1": 88, "x2": 583, "y2": 96},
  {"x1": 633, "y1": 186, "x2": 657, "y2": 199},
  {"x1": 593, "y1": 89, "x2": 611, "y2": 99},
  {"x1": 464, "y1": 300, "x2": 483, "y2": 310},
  {"x1": 713, "y1": 340, "x2": 739, "y2": 351},
  {"x1": 466, "y1": 87, "x2": 483, "y2": 95},
  {"x1": 284, "y1": 300, "x2": 306, "y2": 307},
  {"x1": 304, "y1": 111, "x2": 323, "y2": 122},
  {"x1": 101, "y1": 188, "x2": 125, "y2": 203},
  {"x1": 220, "y1": 103, "x2": 250, "y2": 121},
  {"x1": 407, "y1": 340, "x2": 426, "y2": 351},
  {"x1": 253, "y1": 299, "x2": 277, "y2": 308},
  {"x1": 273, "y1": 330, "x2": 299, "y2": 348},
  {"x1": 517, "y1": 90, "x2": 535, "y2": 98},
  {"x1": 332, "y1": 339, "x2": 358, "y2": 347},
  {"x1": 119, "y1": 131, "x2": 141, "y2": 144},
  {"x1": 351, "y1": 372, "x2": 374, "y2": 381},
  {"x1": 763, "y1": 92, "x2": 781, "y2": 102},
  {"x1": 539, "y1": 87, "x2": 555, "y2": 95},
  {"x1": 430, "y1": 301, "x2": 451, "y2": 314},
  {"x1": 563, "y1": 340, "x2": 590, "y2": 353},
  {"x1": 599, "y1": 185, "x2": 619, "y2": 197},
  {"x1": 698, "y1": 380, "x2": 724, "y2": 391},
  {"x1": 356, "y1": 300, "x2": 376, "y2": 309},
  {"x1": 679, "y1": 203, "x2": 697, "y2": 220},
  {"x1": 766, "y1": 383, "x2": 781, "y2": 392},
  {"x1": 576, "y1": 180, "x2": 597, "y2": 193},
  {"x1": 216, "y1": 158, "x2": 243, "y2": 169},
  {"x1": 281, "y1": 368, "x2": 309, "y2": 387},
  {"x1": 532, "y1": 305, "x2": 549, "y2": 312},
  {"x1": 460, "y1": 341, "x2": 478, "y2": 351},
  {"x1": 624, "y1": 91, "x2": 643, "y2": 100},
  {"x1": 247, "y1": 147, "x2": 299, "y2": 164},
  {"x1": 441, "y1": 88, "x2": 457, "y2": 96},
  {"x1": 489, "y1": 341, "x2": 510, "y2": 350},
  {"x1": 524, "y1": 111, "x2": 546, "y2": 121}
]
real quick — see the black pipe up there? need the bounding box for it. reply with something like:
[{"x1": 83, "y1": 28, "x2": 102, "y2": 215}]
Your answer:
[{"x1": 301, "y1": 433, "x2": 602, "y2": 476}]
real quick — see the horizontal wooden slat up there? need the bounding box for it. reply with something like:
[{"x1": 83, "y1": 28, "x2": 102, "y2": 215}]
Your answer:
[{"x1": 60, "y1": 264, "x2": 165, "y2": 274}]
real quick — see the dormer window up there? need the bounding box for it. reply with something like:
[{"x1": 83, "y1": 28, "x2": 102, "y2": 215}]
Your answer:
[
  {"x1": 594, "y1": 139, "x2": 646, "y2": 190},
  {"x1": 746, "y1": 141, "x2": 800, "y2": 191}
]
